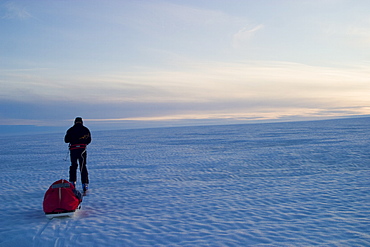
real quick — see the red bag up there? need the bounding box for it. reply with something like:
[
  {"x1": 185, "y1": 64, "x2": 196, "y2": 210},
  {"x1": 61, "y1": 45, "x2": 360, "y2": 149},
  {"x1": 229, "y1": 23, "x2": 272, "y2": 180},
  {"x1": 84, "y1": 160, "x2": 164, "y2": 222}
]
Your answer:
[{"x1": 43, "y1": 179, "x2": 82, "y2": 214}]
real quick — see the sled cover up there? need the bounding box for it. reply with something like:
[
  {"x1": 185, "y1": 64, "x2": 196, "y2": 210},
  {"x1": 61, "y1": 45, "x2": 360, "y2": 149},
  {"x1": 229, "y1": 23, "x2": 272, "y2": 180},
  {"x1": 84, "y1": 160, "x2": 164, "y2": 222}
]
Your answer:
[{"x1": 43, "y1": 179, "x2": 82, "y2": 214}]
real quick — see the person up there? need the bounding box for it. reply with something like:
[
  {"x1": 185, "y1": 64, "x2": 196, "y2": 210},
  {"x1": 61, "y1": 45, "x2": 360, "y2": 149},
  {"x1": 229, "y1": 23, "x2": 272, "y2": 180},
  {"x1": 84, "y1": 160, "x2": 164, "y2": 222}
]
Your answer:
[{"x1": 64, "y1": 117, "x2": 91, "y2": 192}]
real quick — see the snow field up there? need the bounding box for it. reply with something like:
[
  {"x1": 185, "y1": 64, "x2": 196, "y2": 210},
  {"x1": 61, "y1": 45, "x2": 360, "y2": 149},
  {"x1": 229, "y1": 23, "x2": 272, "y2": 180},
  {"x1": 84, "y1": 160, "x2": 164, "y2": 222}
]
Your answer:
[{"x1": 0, "y1": 118, "x2": 370, "y2": 246}]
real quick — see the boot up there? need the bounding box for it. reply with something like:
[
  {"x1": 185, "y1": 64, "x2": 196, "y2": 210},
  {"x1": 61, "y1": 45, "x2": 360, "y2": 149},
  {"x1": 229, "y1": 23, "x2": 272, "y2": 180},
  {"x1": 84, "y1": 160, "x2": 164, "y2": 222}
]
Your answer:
[{"x1": 82, "y1": 183, "x2": 88, "y2": 192}]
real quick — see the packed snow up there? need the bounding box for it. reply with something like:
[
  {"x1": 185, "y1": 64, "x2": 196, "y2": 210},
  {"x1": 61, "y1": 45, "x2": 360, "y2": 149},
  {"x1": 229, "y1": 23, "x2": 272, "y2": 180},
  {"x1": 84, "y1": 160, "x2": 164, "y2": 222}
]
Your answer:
[{"x1": 1, "y1": 117, "x2": 370, "y2": 246}]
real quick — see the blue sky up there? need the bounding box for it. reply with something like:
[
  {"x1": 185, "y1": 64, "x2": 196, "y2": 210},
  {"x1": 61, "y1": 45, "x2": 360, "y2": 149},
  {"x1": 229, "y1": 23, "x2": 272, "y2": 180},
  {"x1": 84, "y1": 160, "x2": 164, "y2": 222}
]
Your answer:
[{"x1": 1, "y1": 0, "x2": 370, "y2": 133}]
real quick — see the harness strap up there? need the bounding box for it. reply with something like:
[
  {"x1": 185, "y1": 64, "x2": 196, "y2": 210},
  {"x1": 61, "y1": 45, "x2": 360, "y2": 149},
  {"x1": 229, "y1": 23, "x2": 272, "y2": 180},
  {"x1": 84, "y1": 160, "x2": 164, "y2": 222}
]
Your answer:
[{"x1": 69, "y1": 144, "x2": 87, "y2": 150}]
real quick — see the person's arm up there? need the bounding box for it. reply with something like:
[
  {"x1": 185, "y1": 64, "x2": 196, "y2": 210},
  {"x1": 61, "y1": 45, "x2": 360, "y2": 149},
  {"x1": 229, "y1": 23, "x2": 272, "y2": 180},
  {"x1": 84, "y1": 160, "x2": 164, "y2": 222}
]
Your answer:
[
  {"x1": 64, "y1": 130, "x2": 70, "y2": 143},
  {"x1": 86, "y1": 129, "x2": 91, "y2": 145}
]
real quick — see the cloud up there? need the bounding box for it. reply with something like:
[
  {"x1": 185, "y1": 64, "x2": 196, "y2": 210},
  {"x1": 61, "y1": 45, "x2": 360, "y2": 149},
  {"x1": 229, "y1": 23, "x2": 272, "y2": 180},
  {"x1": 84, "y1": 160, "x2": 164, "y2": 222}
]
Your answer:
[
  {"x1": 137, "y1": 2, "x2": 242, "y2": 29},
  {"x1": 115, "y1": 2, "x2": 251, "y2": 53},
  {"x1": 232, "y1": 24, "x2": 264, "y2": 48},
  {"x1": 3, "y1": 61, "x2": 370, "y2": 105},
  {"x1": 3, "y1": 60, "x2": 370, "y2": 128},
  {"x1": 1, "y1": 2, "x2": 32, "y2": 20}
]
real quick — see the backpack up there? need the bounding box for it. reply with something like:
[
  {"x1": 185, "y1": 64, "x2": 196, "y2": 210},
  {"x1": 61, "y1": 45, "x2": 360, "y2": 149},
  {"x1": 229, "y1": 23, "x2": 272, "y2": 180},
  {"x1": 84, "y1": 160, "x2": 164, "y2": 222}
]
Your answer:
[{"x1": 43, "y1": 179, "x2": 82, "y2": 214}]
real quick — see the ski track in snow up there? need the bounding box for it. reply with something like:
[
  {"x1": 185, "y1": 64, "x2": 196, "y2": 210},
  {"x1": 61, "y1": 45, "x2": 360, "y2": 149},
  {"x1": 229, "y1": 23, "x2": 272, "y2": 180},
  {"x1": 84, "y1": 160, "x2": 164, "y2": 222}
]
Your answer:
[{"x1": 1, "y1": 118, "x2": 370, "y2": 246}]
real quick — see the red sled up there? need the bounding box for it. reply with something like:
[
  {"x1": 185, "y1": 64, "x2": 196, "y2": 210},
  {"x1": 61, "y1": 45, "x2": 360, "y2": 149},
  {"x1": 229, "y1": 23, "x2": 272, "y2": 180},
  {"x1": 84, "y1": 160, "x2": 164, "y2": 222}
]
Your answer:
[{"x1": 43, "y1": 179, "x2": 82, "y2": 219}]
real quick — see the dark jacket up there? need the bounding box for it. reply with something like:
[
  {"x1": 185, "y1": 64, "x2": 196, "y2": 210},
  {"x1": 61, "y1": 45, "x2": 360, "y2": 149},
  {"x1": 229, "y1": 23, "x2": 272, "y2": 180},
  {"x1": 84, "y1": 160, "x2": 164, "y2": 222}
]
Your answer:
[{"x1": 64, "y1": 123, "x2": 91, "y2": 146}]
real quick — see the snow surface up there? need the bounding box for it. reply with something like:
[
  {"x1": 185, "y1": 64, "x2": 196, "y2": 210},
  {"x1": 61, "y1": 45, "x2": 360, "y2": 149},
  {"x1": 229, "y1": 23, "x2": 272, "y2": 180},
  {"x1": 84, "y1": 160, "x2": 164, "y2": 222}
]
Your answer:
[{"x1": 1, "y1": 118, "x2": 370, "y2": 247}]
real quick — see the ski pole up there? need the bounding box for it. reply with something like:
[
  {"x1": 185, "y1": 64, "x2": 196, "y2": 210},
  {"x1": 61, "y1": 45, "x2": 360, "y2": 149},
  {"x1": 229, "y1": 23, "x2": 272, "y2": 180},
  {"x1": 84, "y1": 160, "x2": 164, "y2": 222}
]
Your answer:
[{"x1": 64, "y1": 149, "x2": 69, "y2": 161}]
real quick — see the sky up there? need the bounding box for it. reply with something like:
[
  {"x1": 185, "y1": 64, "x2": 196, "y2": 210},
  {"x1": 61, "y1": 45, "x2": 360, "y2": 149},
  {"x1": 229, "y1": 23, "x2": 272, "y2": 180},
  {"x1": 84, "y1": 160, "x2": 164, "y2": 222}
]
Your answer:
[{"x1": 1, "y1": 0, "x2": 370, "y2": 133}]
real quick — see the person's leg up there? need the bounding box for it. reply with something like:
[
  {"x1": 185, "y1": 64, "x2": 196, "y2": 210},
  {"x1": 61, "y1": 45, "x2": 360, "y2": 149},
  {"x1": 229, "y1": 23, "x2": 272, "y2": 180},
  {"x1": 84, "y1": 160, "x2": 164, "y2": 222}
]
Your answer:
[
  {"x1": 77, "y1": 150, "x2": 89, "y2": 192},
  {"x1": 69, "y1": 150, "x2": 79, "y2": 184},
  {"x1": 79, "y1": 150, "x2": 89, "y2": 185}
]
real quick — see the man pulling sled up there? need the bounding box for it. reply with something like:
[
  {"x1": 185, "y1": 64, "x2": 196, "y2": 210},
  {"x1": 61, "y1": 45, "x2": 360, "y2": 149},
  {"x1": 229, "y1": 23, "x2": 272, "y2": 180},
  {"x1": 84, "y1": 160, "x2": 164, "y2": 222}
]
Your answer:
[
  {"x1": 42, "y1": 117, "x2": 92, "y2": 218},
  {"x1": 64, "y1": 117, "x2": 91, "y2": 193}
]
